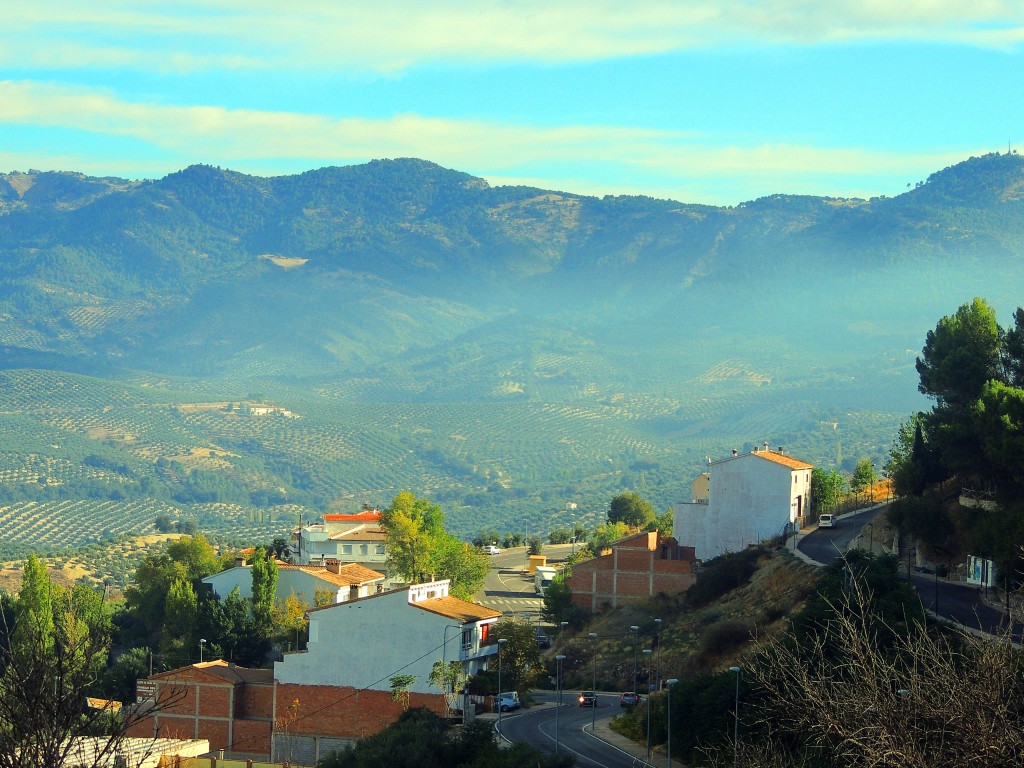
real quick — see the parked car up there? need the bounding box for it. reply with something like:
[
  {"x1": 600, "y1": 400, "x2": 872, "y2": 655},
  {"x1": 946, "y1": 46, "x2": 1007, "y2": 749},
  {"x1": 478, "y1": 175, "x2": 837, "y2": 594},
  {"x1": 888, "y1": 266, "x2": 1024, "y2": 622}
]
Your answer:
[
  {"x1": 620, "y1": 691, "x2": 641, "y2": 707},
  {"x1": 482, "y1": 544, "x2": 501, "y2": 555},
  {"x1": 536, "y1": 634, "x2": 551, "y2": 649},
  {"x1": 579, "y1": 691, "x2": 597, "y2": 707},
  {"x1": 495, "y1": 691, "x2": 520, "y2": 712},
  {"x1": 818, "y1": 514, "x2": 836, "y2": 528}
]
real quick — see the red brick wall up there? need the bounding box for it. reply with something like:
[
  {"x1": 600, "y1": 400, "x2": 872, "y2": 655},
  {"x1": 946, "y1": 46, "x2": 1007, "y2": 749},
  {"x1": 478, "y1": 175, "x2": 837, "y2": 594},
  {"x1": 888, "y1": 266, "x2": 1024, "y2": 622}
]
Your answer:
[
  {"x1": 127, "y1": 670, "x2": 446, "y2": 760},
  {"x1": 275, "y1": 683, "x2": 446, "y2": 741},
  {"x1": 236, "y1": 682, "x2": 274, "y2": 718},
  {"x1": 233, "y1": 717, "x2": 273, "y2": 755},
  {"x1": 568, "y1": 534, "x2": 696, "y2": 610}
]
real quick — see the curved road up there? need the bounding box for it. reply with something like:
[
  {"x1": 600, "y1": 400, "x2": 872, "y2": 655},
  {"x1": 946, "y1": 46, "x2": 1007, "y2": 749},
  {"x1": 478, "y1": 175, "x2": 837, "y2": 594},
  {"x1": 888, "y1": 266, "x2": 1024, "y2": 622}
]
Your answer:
[
  {"x1": 796, "y1": 504, "x2": 1019, "y2": 639},
  {"x1": 498, "y1": 692, "x2": 650, "y2": 768}
]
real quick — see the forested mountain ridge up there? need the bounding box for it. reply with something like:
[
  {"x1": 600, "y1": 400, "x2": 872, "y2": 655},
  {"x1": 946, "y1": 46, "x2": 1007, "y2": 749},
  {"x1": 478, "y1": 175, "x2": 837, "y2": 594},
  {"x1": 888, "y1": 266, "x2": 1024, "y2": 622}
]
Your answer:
[
  {"x1": 1, "y1": 152, "x2": 1024, "y2": 377},
  {"x1": 0, "y1": 152, "x2": 1023, "y2": 572}
]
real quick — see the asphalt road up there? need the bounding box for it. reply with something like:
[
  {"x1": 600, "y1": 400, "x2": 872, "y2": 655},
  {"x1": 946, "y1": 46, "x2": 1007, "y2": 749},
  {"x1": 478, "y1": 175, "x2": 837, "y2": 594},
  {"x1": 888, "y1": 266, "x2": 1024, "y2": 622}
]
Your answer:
[
  {"x1": 796, "y1": 504, "x2": 1020, "y2": 639},
  {"x1": 476, "y1": 544, "x2": 579, "y2": 624},
  {"x1": 497, "y1": 692, "x2": 650, "y2": 768}
]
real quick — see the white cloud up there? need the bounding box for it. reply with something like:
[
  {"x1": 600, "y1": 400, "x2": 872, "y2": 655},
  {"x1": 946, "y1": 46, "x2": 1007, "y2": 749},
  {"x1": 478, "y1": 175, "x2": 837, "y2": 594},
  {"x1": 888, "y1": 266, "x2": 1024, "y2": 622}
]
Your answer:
[
  {"x1": 0, "y1": 80, "x2": 974, "y2": 204},
  {"x1": 4, "y1": 1, "x2": 1022, "y2": 74}
]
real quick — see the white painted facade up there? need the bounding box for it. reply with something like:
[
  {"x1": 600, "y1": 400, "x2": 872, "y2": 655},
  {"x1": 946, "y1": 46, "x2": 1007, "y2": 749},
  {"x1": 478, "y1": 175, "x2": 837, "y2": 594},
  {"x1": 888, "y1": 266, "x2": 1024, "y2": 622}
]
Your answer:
[
  {"x1": 295, "y1": 513, "x2": 388, "y2": 565},
  {"x1": 673, "y1": 446, "x2": 812, "y2": 561},
  {"x1": 274, "y1": 579, "x2": 500, "y2": 695},
  {"x1": 203, "y1": 563, "x2": 383, "y2": 605}
]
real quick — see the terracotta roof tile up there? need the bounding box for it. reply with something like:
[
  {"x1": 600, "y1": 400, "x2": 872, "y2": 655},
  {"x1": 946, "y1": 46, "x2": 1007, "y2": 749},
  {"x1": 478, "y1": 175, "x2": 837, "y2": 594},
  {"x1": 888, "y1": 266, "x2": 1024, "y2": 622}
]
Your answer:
[
  {"x1": 755, "y1": 450, "x2": 813, "y2": 470},
  {"x1": 324, "y1": 511, "x2": 381, "y2": 523},
  {"x1": 328, "y1": 528, "x2": 387, "y2": 541},
  {"x1": 412, "y1": 596, "x2": 502, "y2": 623},
  {"x1": 278, "y1": 562, "x2": 385, "y2": 587}
]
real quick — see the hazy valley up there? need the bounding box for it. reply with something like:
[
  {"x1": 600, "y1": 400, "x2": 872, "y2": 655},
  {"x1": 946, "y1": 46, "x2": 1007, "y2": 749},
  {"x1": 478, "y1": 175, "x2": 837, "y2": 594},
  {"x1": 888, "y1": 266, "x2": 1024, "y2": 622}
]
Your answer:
[{"x1": 2, "y1": 151, "x2": 1024, "y2": 582}]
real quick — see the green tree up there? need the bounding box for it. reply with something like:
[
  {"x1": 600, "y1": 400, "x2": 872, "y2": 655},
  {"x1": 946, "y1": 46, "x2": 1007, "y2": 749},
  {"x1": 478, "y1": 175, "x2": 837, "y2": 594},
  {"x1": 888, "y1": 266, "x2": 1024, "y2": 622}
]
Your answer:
[
  {"x1": 428, "y1": 659, "x2": 466, "y2": 712},
  {"x1": 11, "y1": 554, "x2": 55, "y2": 662},
  {"x1": 389, "y1": 674, "x2": 416, "y2": 710},
  {"x1": 430, "y1": 536, "x2": 489, "y2": 602},
  {"x1": 647, "y1": 508, "x2": 673, "y2": 536},
  {"x1": 161, "y1": 577, "x2": 198, "y2": 666},
  {"x1": 541, "y1": 573, "x2": 589, "y2": 629},
  {"x1": 1003, "y1": 306, "x2": 1024, "y2": 387},
  {"x1": 0, "y1": 560, "x2": 162, "y2": 768},
  {"x1": 608, "y1": 491, "x2": 655, "y2": 528},
  {"x1": 381, "y1": 491, "x2": 445, "y2": 584},
  {"x1": 811, "y1": 467, "x2": 845, "y2": 514},
  {"x1": 492, "y1": 618, "x2": 545, "y2": 695},
  {"x1": 849, "y1": 458, "x2": 877, "y2": 498},
  {"x1": 589, "y1": 521, "x2": 629, "y2": 552},
  {"x1": 916, "y1": 297, "x2": 1003, "y2": 411},
  {"x1": 380, "y1": 492, "x2": 488, "y2": 599},
  {"x1": 972, "y1": 380, "x2": 1024, "y2": 499},
  {"x1": 251, "y1": 546, "x2": 278, "y2": 634},
  {"x1": 166, "y1": 534, "x2": 221, "y2": 579}
]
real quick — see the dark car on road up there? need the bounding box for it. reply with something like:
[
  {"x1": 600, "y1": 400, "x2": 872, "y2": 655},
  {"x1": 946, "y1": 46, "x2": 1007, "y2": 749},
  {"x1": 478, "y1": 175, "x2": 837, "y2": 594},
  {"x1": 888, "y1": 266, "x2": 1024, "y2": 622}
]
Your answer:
[
  {"x1": 620, "y1": 691, "x2": 641, "y2": 707},
  {"x1": 579, "y1": 691, "x2": 597, "y2": 707},
  {"x1": 536, "y1": 634, "x2": 550, "y2": 649}
]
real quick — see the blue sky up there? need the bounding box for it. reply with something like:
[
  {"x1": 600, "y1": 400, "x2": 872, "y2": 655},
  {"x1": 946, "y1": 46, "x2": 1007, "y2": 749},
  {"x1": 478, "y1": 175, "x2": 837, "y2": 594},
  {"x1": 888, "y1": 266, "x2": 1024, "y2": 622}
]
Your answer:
[{"x1": 2, "y1": 1, "x2": 1023, "y2": 205}]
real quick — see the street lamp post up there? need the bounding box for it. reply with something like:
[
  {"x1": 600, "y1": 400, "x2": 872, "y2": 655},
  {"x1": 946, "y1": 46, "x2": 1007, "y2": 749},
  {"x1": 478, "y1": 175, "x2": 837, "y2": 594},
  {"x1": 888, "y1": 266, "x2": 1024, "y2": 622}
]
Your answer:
[
  {"x1": 653, "y1": 618, "x2": 662, "y2": 691},
  {"x1": 199, "y1": 638, "x2": 206, "y2": 663},
  {"x1": 555, "y1": 654, "x2": 566, "y2": 757},
  {"x1": 630, "y1": 625, "x2": 640, "y2": 696},
  {"x1": 729, "y1": 666, "x2": 741, "y2": 768},
  {"x1": 643, "y1": 648, "x2": 653, "y2": 761},
  {"x1": 588, "y1": 632, "x2": 598, "y2": 731},
  {"x1": 866, "y1": 522, "x2": 874, "y2": 555},
  {"x1": 666, "y1": 678, "x2": 678, "y2": 768},
  {"x1": 497, "y1": 637, "x2": 507, "y2": 737}
]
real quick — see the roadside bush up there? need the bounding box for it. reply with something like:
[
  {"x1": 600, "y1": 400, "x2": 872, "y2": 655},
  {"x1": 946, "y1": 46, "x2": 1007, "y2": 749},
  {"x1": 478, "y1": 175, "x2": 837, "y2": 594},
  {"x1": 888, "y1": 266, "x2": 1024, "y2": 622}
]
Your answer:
[
  {"x1": 699, "y1": 619, "x2": 751, "y2": 659},
  {"x1": 685, "y1": 549, "x2": 760, "y2": 609}
]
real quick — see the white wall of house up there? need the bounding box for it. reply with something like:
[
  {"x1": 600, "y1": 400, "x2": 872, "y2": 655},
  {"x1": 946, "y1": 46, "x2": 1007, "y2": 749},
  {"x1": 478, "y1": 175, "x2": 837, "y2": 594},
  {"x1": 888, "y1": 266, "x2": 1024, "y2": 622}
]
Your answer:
[
  {"x1": 674, "y1": 450, "x2": 812, "y2": 561},
  {"x1": 203, "y1": 566, "x2": 344, "y2": 605},
  {"x1": 274, "y1": 582, "x2": 497, "y2": 695},
  {"x1": 296, "y1": 529, "x2": 388, "y2": 568}
]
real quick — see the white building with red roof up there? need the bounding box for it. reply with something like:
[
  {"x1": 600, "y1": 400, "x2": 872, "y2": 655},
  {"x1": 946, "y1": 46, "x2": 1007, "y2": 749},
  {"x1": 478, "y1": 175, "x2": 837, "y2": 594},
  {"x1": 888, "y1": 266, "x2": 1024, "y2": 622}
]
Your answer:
[
  {"x1": 274, "y1": 578, "x2": 501, "y2": 695},
  {"x1": 130, "y1": 579, "x2": 503, "y2": 764},
  {"x1": 203, "y1": 560, "x2": 386, "y2": 606},
  {"x1": 673, "y1": 442, "x2": 813, "y2": 561},
  {"x1": 293, "y1": 510, "x2": 398, "y2": 576}
]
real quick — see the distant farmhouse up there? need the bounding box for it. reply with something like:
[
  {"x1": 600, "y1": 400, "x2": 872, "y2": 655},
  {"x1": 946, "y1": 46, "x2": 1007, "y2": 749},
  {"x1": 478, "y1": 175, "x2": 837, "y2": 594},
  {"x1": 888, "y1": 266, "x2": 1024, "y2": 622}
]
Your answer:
[{"x1": 674, "y1": 442, "x2": 813, "y2": 561}]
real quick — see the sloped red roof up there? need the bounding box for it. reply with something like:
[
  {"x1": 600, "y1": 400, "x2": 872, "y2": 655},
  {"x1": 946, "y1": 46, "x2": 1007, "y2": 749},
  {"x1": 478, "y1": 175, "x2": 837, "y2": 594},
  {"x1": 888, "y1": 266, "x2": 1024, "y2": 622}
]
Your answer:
[
  {"x1": 754, "y1": 450, "x2": 813, "y2": 470},
  {"x1": 324, "y1": 511, "x2": 381, "y2": 523},
  {"x1": 412, "y1": 596, "x2": 502, "y2": 623}
]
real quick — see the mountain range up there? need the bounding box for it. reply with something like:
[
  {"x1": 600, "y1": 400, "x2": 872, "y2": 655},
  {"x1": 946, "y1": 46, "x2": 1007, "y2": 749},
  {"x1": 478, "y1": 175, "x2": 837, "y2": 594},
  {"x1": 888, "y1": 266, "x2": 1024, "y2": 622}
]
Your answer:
[{"x1": 1, "y1": 151, "x2": 1023, "y2": 547}]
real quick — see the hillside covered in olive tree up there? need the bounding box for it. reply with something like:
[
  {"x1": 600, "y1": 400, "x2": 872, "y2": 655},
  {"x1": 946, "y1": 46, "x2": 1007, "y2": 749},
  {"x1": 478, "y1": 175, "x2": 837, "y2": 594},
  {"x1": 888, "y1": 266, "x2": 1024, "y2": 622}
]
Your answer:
[{"x1": 1, "y1": 151, "x2": 1023, "y2": 575}]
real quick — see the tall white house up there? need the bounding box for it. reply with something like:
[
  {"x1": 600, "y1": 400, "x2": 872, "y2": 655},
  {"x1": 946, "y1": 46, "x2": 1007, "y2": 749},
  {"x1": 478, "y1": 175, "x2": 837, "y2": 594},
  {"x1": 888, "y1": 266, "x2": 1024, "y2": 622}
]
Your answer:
[
  {"x1": 274, "y1": 579, "x2": 501, "y2": 695},
  {"x1": 673, "y1": 443, "x2": 813, "y2": 561}
]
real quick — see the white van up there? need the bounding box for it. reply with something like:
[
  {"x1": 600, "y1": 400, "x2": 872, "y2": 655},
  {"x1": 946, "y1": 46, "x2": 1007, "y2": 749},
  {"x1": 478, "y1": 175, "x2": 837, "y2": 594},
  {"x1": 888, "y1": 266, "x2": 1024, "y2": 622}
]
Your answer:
[
  {"x1": 495, "y1": 691, "x2": 520, "y2": 712},
  {"x1": 818, "y1": 514, "x2": 836, "y2": 528}
]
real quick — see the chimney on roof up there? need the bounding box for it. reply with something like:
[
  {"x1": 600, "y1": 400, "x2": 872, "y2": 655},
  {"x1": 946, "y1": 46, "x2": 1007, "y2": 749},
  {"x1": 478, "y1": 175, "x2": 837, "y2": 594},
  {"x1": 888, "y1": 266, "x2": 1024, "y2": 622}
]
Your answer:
[
  {"x1": 778, "y1": 446, "x2": 784, "y2": 454},
  {"x1": 731, "y1": 448, "x2": 737, "y2": 456},
  {"x1": 764, "y1": 441, "x2": 770, "y2": 451},
  {"x1": 326, "y1": 560, "x2": 341, "y2": 574}
]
